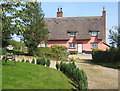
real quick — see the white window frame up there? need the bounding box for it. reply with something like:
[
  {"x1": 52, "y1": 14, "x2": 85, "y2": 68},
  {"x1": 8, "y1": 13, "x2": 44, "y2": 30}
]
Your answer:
[
  {"x1": 90, "y1": 31, "x2": 98, "y2": 36},
  {"x1": 70, "y1": 32, "x2": 76, "y2": 37},
  {"x1": 91, "y1": 43, "x2": 98, "y2": 48},
  {"x1": 69, "y1": 43, "x2": 76, "y2": 48}
]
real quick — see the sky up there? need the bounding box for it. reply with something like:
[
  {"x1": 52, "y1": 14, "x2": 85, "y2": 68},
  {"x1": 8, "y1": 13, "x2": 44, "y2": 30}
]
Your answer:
[
  {"x1": 13, "y1": 2, "x2": 119, "y2": 45},
  {"x1": 41, "y1": 2, "x2": 118, "y2": 44}
]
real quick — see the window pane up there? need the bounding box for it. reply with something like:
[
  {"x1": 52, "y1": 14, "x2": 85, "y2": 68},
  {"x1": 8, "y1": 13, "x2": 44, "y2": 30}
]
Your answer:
[
  {"x1": 70, "y1": 32, "x2": 76, "y2": 37},
  {"x1": 91, "y1": 32, "x2": 98, "y2": 36},
  {"x1": 70, "y1": 43, "x2": 75, "y2": 48},
  {"x1": 91, "y1": 43, "x2": 98, "y2": 48}
]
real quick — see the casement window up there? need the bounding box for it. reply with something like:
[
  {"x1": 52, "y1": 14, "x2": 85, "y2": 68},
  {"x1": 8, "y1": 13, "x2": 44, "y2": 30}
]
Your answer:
[
  {"x1": 69, "y1": 43, "x2": 76, "y2": 48},
  {"x1": 91, "y1": 43, "x2": 98, "y2": 48},
  {"x1": 70, "y1": 32, "x2": 76, "y2": 37},
  {"x1": 42, "y1": 43, "x2": 48, "y2": 47},
  {"x1": 90, "y1": 31, "x2": 98, "y2": 36}
]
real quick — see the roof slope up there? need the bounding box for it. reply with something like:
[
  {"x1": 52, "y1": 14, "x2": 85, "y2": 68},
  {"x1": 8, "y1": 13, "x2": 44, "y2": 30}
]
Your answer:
[{"x1": 44, "y1": 16, "x2": 104, "y2": 40}]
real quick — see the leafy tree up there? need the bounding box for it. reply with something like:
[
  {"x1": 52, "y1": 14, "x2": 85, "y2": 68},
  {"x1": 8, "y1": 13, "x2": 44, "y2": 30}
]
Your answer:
[
  {"x1": 8, "y1": 39, "x2": 25, "y2": 50},
  {"x1": 109, "y1": 26, "x2": 119, "y2": 47},
  {"x1": 1, "y1": 2, "x2": 48, "y2": 55}
]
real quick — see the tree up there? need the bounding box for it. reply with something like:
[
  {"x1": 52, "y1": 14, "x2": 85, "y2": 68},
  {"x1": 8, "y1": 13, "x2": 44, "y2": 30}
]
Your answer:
[
  {"x1": 1, "y1": 2, "x2": 48, "y2": 55},
  {"x1": 109, "y1": 26, "x2": 119, "y2": 47},
  {"x1": 14, "y1": 2, "x2": 48, "y2": 55}
]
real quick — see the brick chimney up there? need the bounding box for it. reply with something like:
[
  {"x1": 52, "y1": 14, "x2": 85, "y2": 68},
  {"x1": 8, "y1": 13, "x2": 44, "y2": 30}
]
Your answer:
[
  {"x1": 102, "y1": 7, "x2": 106, "y2": 43},
  {"x1": 57, "y1": 8, "x2": 63, "y2": 17}
]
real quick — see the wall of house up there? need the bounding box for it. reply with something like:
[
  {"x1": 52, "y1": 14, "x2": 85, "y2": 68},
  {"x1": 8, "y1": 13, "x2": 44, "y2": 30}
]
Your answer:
[{"x1": 40, "y1": 36, "x2": 109, "y2": 53}]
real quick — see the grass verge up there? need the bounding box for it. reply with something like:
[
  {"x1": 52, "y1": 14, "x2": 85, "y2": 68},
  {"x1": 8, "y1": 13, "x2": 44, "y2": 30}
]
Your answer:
[{"x1": 2, "y1": 61, "x2": 74, "y2": 89}]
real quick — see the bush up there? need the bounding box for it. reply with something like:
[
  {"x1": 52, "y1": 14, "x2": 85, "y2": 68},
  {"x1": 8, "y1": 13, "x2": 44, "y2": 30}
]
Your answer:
[
  {"x1": 40, "y1": 57, "x2": 46, "y2": 66},
  {"x1": 69, "y1": 51, "x2": 78, "y2": 55},
  {"x1": 59, "y1": 62, "x2": 88, "y2": 90},
  {"x1": 0, "y1": 48, "x2": 7, "y2": 55},
  {"x1": 51, "y1": 45, "x2": 68, "y2": 60},
  {"x1": 31, "y1": 58, "x2": 35, "y2": 64},
  {"x1": 21, "y1": 59, "x2": 25, "y2": 62},
  {"x1": 56, "y1": 62, "x2": 60, "y2": 70},
  {"x1": 92, "y1": 47, "x2": 120, "y2": 63},
  {"x1": 35, "y1": 47, "x2": 52, "y2": 57},
  {"x1": 46, "y1": 59, "x2": 50, "y2": 67},
  {"x1": 26, "y1": 59, "x2": 29, "y2": 63},
  {"x1": 36, "y1": 58, "x2": 41, "y2": 65}
]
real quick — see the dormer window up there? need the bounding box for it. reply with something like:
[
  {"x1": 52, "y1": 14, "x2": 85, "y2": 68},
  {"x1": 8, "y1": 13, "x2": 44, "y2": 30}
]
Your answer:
[
  {"x1": 90, "y1": 31, "x2": 98, "y2": 36},
  {"x1": 70, "y1": 32, "x2": 76, "y2": 37}
]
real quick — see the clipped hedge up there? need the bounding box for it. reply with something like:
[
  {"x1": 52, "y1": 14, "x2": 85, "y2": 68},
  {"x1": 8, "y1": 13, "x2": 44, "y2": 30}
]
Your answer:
[
  {"x1": 58, "y1": 61, "x2": 88, "y2": 90},
  {"x1": 92, "y1": 47, "x2": 120, "y2": 63}
]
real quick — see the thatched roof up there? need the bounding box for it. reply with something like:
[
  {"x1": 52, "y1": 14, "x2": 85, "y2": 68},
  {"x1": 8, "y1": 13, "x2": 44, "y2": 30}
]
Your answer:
[{"x1": 44, "y1": 16, "x2": 104, "y2": 40}]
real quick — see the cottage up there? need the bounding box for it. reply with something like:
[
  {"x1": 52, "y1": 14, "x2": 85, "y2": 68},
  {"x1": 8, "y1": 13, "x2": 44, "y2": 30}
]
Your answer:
[{"x1": 40, "y1": 7, "x2": 110, "y2": 53}]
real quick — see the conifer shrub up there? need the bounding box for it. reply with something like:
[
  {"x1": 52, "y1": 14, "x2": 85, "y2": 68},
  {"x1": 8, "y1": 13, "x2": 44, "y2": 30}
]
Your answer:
[
  {"x1": 56, "y1": 62, "x2": 60, "y2": 70},
  {"x1": 59, "y1": 61, "x2": 88, "y2": 90},
  {"x1": 26, "y1": 59, "x2": 29, "y2": 63},
  {"x1": 40, "y1": 57, "x2": 46, "y2": 66},
  {"x1": 21, "y1": 59, "x2": 25, "y2": 62},
  {"x1": 36, "y1": 58, "x2": 41, "y2": 65},
  {"x1": 31, "y1": 58, "x2": 35, "y2": 64},
  {"x1": 46, "y1": 59, "x2": 50, "y2": 67}
]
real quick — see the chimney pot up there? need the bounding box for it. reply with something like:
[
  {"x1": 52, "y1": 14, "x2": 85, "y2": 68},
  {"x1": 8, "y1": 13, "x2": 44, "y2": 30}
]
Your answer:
[{"x1": 57, "y1": 7, "x2": 63, "y2": 17}]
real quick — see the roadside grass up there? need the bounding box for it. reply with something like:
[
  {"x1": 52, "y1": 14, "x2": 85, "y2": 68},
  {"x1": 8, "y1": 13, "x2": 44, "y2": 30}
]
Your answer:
[{"x1": 2, "y1": 61, "x2": 74, "y2": 89}]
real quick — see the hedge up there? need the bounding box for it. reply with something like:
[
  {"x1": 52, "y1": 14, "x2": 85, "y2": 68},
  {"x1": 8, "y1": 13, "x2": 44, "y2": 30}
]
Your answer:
[
  {"x1": 58, "y1": 61, "x2": 88, "y2": 90},
  {"x1": 92, "y1": 47, "x2": 120, "y2": 63}
]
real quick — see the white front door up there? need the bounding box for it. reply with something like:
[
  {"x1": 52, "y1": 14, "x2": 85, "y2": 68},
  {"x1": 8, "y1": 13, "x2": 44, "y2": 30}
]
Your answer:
[{"x1": 78, "y1": 43, "x2": 82, "y2": 53}]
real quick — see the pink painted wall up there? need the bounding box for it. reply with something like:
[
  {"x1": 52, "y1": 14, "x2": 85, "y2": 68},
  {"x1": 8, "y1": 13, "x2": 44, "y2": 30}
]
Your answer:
[{"x1": 40, "y1": 36, "x2": 109, "y2": 52}]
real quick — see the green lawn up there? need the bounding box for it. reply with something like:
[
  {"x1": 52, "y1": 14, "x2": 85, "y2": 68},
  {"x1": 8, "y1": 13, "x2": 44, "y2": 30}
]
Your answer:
[{"x1": 2, "y1": 61, "x2": 74, "y2": 89}]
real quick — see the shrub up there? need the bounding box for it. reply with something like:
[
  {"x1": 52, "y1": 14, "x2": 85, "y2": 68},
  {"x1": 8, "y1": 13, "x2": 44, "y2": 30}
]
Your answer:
[
  {"x1": 36, "y1": 58, "x2": 41, "y2": 65},
  {"x1": 51, "y1": 45, "x2": 68, "y2": 60},
  {"x1": 0, "y1": 48, "x2": 7, "y2": 55},
  {"x1": 26, "y1": 59, "x2": 29, "y2": 63},
  {"x1": 56, "y1": 62, "x2": 60, "y2": 70},
  {"x1": 59, "y1": 62, "x2": 88, "y2": 90},
  {"x1": 69, "y1": 51, "x2": 78, "y2": 55},
  {"x1": 31, "y1": 58, "x2": 35, "y2": 64},
  {"x1": 21, "y1": 59, "x2": 25, "y2": 62},
  {"x1": 92, "y1": 47, "x2": 120, "y2": 63},
  {"x1": 35, "y1": 47, "x2": 52, "y2": 57},
  {"x1": 46, "y1": 59, "x2": 50, "y2": 67},
  {"x1": 40, "y1": 57, "x2": 46, "y2": 66}
]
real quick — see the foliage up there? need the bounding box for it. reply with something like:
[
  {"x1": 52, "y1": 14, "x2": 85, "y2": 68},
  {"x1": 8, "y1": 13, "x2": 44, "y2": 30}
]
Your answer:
[
  {"x1": 26, "y1": 59, "x2": 29, "y2": 63},
  {"x1": 51, "y1": 45, "x2": 68, "y2": 60},
  {"x1": 36, "y1": 58, "x2": 41, "y2": 65},
  {"x1": 1, "y1": 2, "x2": 48, "y2": 55},
  {"x1": 40, "y1": 57, "x2": 46, "y2": 66},
  {"x1": 35, "y1": 47, "x2": 52, "y2": 57},
  {"x1": 21, "y1": 59, "x2": 25, "y2": 62},
  {"x1": 8, "y1": 40, "x2": 25, "y2": 50},
  {"x1": 46, "y1": 59, "x2": 50, "y2": 67},
  {"x1": 56, "y1": 62, "x2": 60, "y2": 70},
  {"x1": 69, "y1": 51, "x2": 78, "y2": 55},
  {"x1": 36, "y1": 57, "x2": 46, "y2": 66},
  {"x1": 22, "y1": 2, "x2": 49, "y2": 55},
  {"x1": 31, "y1": 58, "x2": 35, "y2": 64},
  {"x1": 109, "y1": 26, "x2": 119, "y2": 47},
  {"x1": 59, "y1": 61, "x2": 88, "y2": 90},
  {"x1": 92, "y1": 47, "x2": 120, "y2": 63},
  {"x1": 0, "y1": 48, "x2": 7, "y2": 55}
]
